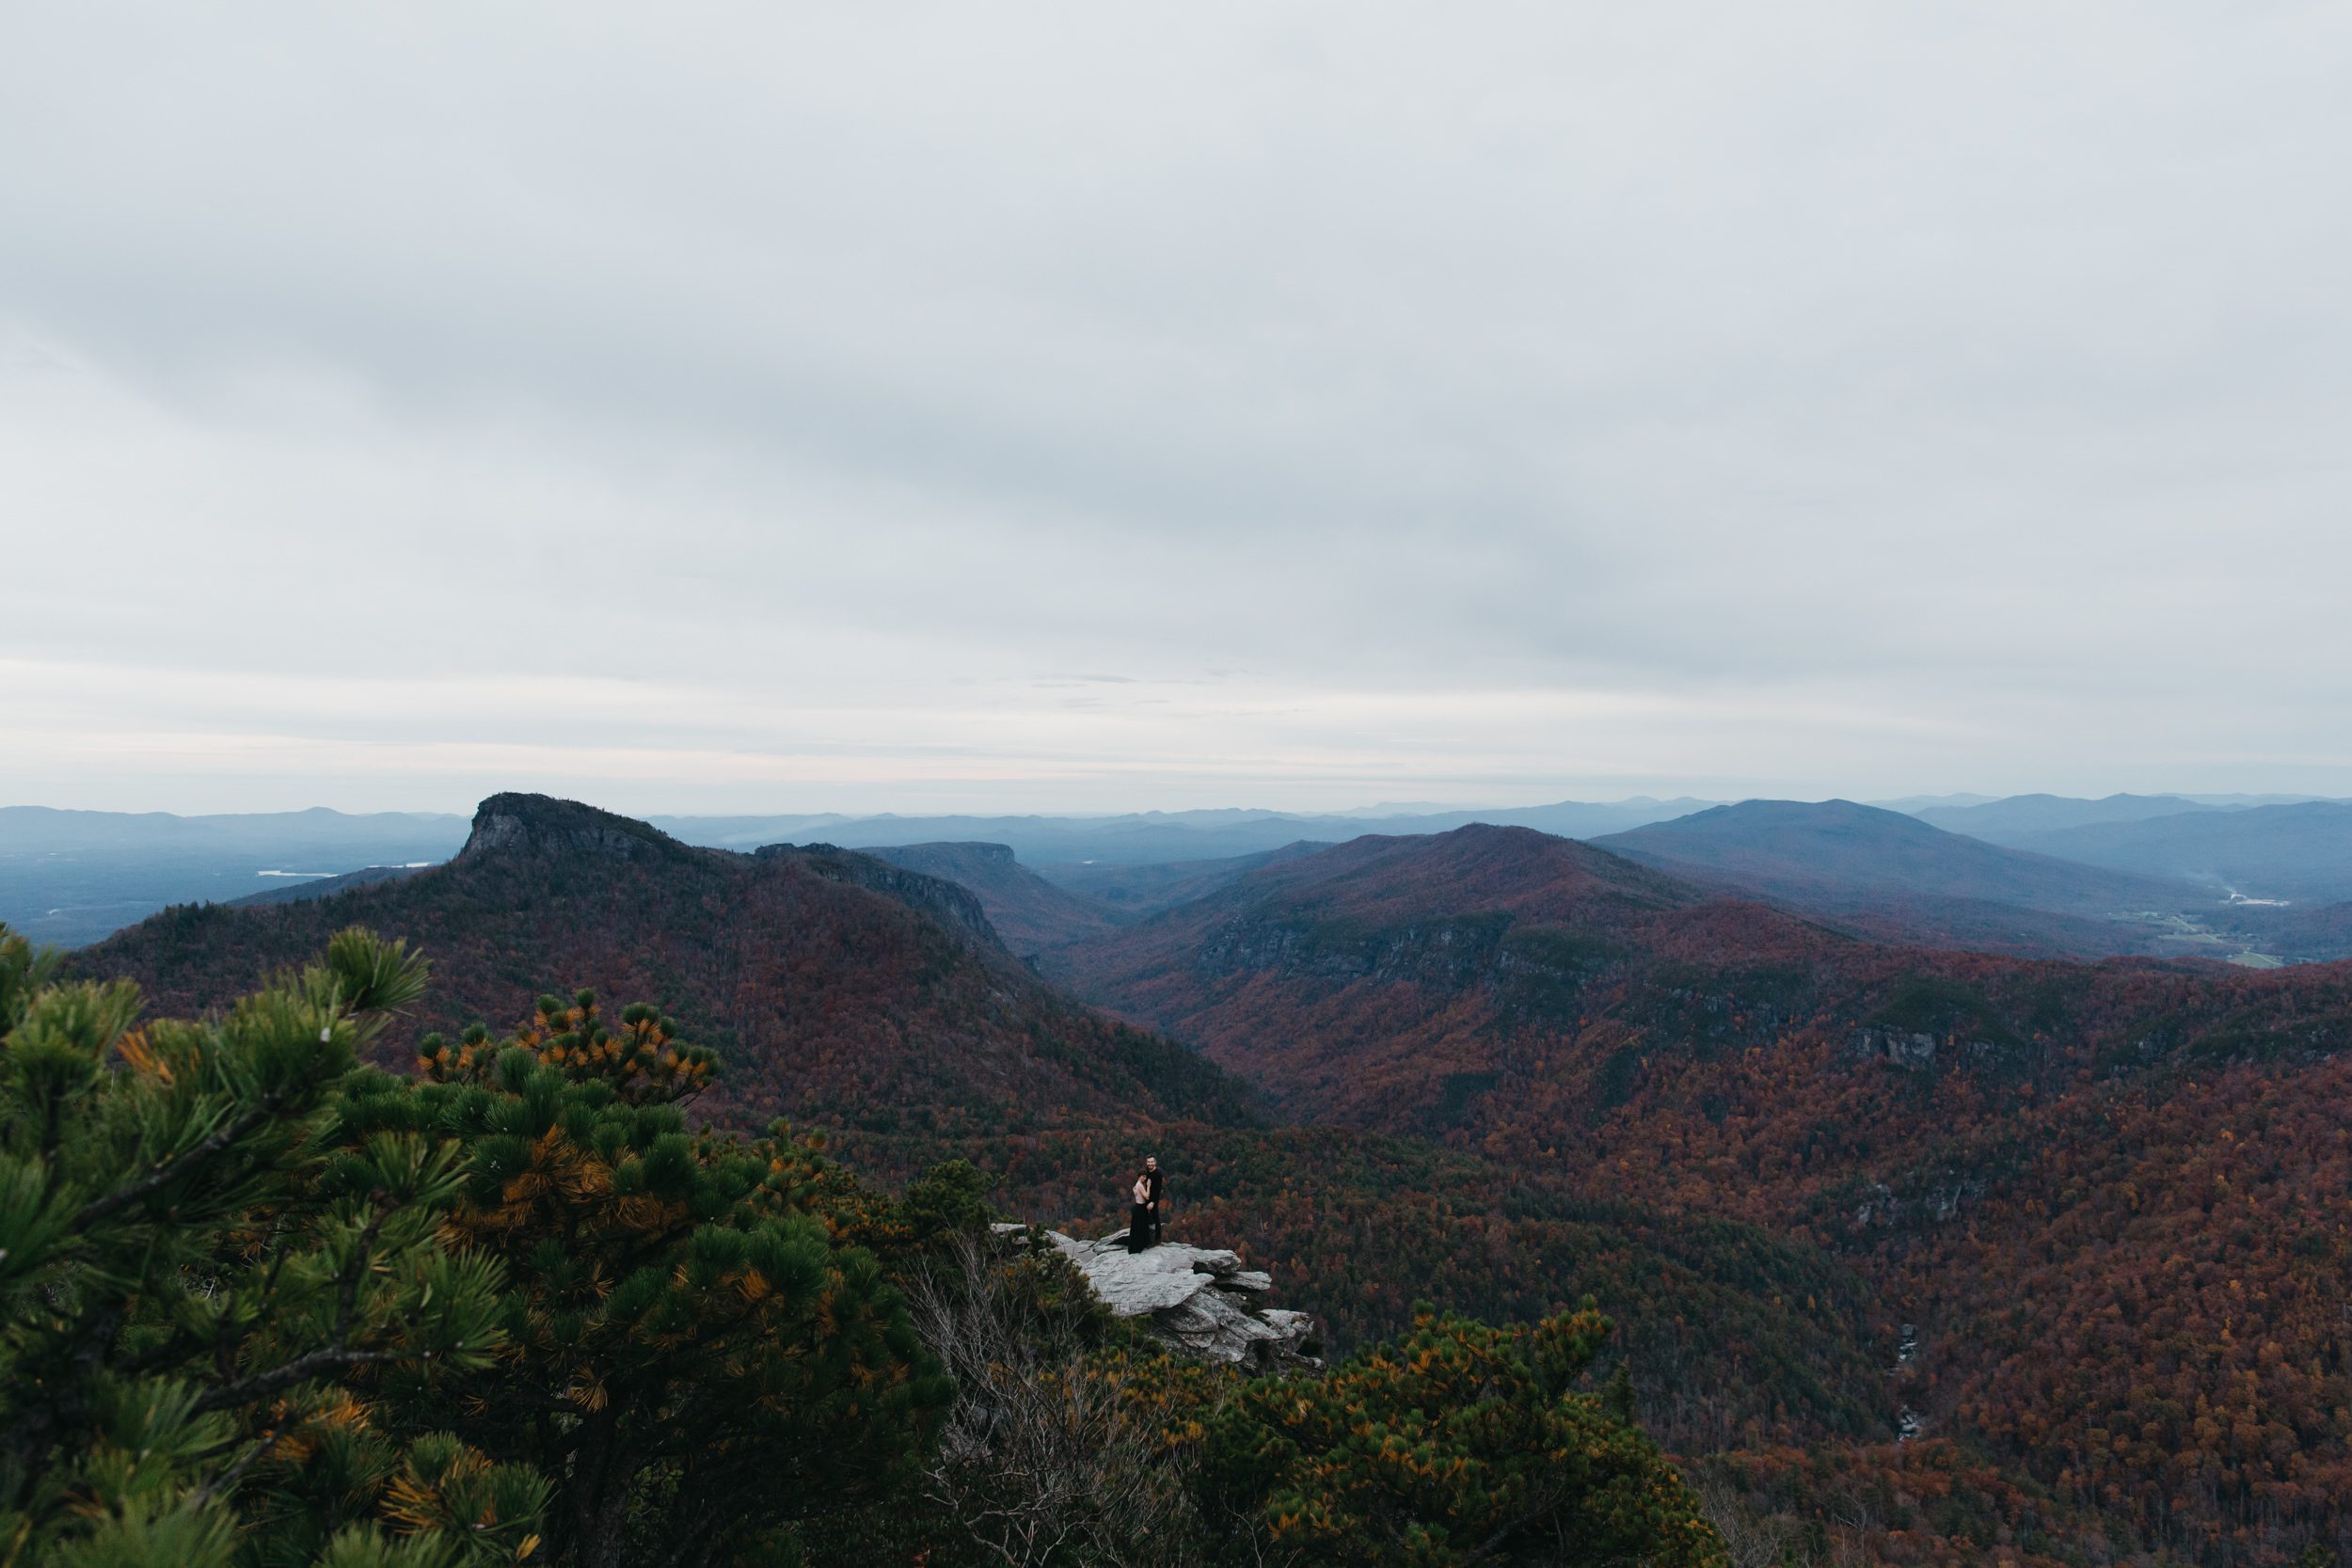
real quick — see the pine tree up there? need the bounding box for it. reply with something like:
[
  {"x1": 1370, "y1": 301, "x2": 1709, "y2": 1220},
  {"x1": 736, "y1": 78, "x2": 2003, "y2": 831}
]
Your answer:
[
  {"x1": 0, "y1": 922, "x2": 542, "y2": 1568},
  {"x1": 342, "y1": 990, "x2": 951, "y2": 1568},
  {"x1": 1195, "y1": 1301, "x2": 1727, "y2": 1567}
]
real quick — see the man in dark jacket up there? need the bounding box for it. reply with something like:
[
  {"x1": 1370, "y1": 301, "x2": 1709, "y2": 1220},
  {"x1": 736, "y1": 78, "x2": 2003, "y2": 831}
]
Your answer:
[{"x1": 1143, "y1": 1156, "x2": 1165, "y2": 1245}]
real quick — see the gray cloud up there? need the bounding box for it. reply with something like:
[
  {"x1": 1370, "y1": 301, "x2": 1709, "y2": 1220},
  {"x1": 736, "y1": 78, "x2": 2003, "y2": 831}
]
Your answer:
[{"x1": 2, "y1": 2, "x2": 2349, "y2": 812}]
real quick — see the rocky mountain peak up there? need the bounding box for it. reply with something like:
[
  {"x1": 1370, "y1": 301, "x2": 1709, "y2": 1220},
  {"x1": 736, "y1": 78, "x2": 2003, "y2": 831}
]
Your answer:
[{"x1": 457, "y1": 793, "x2": 691, "y2": 863}]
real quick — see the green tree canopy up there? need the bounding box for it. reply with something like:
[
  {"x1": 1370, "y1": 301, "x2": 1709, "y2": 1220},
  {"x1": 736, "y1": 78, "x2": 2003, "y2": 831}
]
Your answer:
[
  {"x1": 341, "y1": 990, "x2": 951, "y2": 1568},
  {"x1": 1197, "y1": 1303, "x2": 1727, "y2": 1568},
  {"x1": 0, "y1": 922, "x2": 541, "y2": 1568}
]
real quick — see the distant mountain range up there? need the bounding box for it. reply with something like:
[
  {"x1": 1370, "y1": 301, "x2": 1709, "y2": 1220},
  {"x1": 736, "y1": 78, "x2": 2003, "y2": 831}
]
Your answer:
[
  {"x1": 1029, "y1": 843, "x2": 1332, "y2": 920},
  {"x1": 1985, "y1": 800, "x2": 2352, "y2": 902},
  {"x1": 1596, "y1": 800, "x2": 2189, "y2": 911},
  {"x1": 1911, "y1": 792, "x2": 2224, "y2": 836},
  {"x1": 0, "y1": 795, "x2": 1709, "y2": 948},
  {"x1": 650, "y1": 797, "x2": 1720, "y2": 864},
  {"x1": 1588, "y1": 799, "x2": 2231, "y2": 959},
  {"x1": 11, "y1": 789, "x2": 2352, "y2": 957}
]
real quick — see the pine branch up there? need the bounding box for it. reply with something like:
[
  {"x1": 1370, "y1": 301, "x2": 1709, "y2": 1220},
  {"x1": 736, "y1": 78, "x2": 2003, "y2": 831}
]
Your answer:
[
  {"x1": 72, "y1": 1097, "x2": 284, "y2": 1230},
  {"x1": 190, "y1": 1344, "x2": 436, "y2": 1415},
  {"x1": 191, "y1": 1194, "x2": 414, "y2": 1415},
  {"x1": 193, "y1": 1413, "x2": 289, "y2": 1505}
]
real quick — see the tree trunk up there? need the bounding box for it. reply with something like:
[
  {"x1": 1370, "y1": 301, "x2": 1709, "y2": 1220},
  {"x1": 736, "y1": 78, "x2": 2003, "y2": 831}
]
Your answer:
[{"x1": 564, "y1": 1407, "x2": 643, "y2": 1568}]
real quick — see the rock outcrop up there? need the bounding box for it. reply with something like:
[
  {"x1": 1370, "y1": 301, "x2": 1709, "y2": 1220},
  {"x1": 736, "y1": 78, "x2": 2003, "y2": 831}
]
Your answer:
[
  {"x1": 457, "y1": 793, "x2": 703, "y2": 864},
  {"x1": 999, "y1": 1224, "x2": 1319, "y2": 1369}
]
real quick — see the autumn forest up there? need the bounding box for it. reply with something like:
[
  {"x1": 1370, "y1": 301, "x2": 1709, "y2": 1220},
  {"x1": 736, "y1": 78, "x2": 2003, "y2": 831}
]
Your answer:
[{"x1": 16, "y1": 791, "x2": 2352, "y2": 1567}]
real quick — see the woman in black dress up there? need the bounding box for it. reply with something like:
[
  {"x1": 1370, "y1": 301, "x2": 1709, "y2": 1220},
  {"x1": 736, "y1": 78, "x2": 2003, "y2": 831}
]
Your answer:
[{"x1": 1125, "y1": 1170, "x2": 1152, "y2": 1253}]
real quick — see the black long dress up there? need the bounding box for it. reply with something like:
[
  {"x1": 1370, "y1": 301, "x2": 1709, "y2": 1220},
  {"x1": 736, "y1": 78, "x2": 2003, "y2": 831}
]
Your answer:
[{"x1": 1126, "y1": 1192, "x2": 1152, "y2": 1253}]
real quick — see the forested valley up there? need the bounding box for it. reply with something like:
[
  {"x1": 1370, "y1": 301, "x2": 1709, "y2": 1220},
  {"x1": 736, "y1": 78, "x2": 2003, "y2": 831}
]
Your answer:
[{"x1": 24, "y1": 794, "x2": 2352, "y2": 1567}]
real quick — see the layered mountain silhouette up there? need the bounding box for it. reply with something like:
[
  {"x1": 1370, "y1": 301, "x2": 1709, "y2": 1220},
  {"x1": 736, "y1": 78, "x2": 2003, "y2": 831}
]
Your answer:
[
  {"x1": 1590, "y1": 799, "x2": 2210, "y2": 958},
  {"x1": 650, "y1": 796, "x2": 1715, "y2": 864},
  {"x1": 1910, "y1": 791, "x2": 2220, "y2": 837},
  {"x1": 856, "y1": 840, "x2": 1126, "y2": 955},
  {"x1": 79, "y1": 794, "x2": 1253, "y2": 1139},
  {"x1": 1994, "y1": 800, "x2": 2352, "y2": 901},
  {"x1": 1030, "y1": 841, "x2": 1332, "y2": 919},
  {"x1": 35, "y1": 789, "x2": 2350, "y2": 958}
]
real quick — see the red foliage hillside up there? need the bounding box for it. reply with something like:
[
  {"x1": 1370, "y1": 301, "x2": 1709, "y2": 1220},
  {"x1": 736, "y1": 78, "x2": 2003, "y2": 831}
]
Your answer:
[
  {"x1": 1046, "y1": 823, "x2": 1842, "y2": 1127},
  {"x1": 1055, "y1": 823, "x2": 2352, "y2": 1137},
  {"x1": 1053, "y1": 821, "x2": 2352, "y2": 1562},
  {"x1": 77, "y1": 794, "x2": 1253, "y2": 1139}
]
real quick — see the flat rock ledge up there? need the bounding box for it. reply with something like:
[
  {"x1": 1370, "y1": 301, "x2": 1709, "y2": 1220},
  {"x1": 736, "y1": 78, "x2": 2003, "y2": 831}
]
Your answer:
[{"x1": 993, "y1": 1224, "x2": 1321, "y2": 1370}]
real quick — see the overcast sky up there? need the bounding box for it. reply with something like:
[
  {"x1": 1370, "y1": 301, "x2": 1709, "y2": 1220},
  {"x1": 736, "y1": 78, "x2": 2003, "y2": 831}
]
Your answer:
[{"x1": 4, "y1": 3, "x2": 2349, "y2": 816}]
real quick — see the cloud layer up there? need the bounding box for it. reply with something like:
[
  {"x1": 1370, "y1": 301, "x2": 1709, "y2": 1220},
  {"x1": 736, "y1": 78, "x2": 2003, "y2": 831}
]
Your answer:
[{"x1": 5, "y1": 3, "x2": 2349, "y2": 812}]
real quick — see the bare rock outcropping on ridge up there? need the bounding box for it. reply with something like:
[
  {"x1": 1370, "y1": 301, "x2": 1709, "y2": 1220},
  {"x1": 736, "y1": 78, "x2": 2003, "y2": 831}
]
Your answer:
[{"x1": 997, "y1": 1224, "x2": 1319, "y2": 1369}]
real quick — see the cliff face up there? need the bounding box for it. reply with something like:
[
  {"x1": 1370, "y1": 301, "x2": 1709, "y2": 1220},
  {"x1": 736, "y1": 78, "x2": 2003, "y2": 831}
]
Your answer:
[
  {"x1": 859, "y1": 841, "x2": 1127, "y2": 955},
  {"x1": 755, "y1": 842, "x2": 1007, "y2": 955},
  {"x1": 454, "y1": 801, "x2": 1018, "y2": 960},
  {"x1": 457, "y1": 793, "x2": 703, "y2": 864}
]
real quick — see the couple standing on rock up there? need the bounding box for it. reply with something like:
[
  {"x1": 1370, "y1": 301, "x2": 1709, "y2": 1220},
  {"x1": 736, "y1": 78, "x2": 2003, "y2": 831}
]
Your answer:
[{"x1": 1124, "y1": 1156, "x2": 1165, "y2": 1253}]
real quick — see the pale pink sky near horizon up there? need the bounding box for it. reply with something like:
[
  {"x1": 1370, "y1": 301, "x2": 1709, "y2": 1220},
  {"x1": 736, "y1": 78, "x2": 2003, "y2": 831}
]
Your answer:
[{"x1": 6, "y1": 4, "x2": 2350, "y2": 816}]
